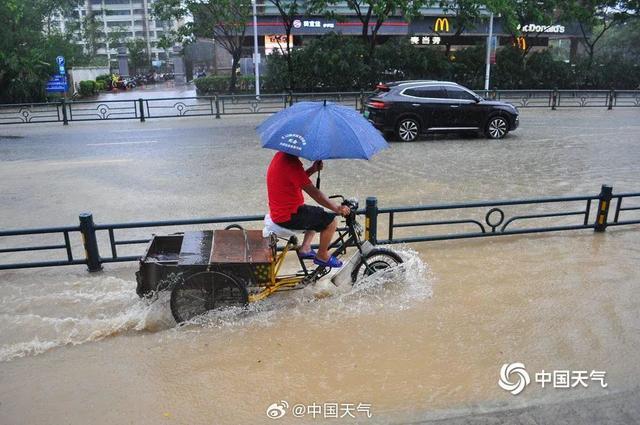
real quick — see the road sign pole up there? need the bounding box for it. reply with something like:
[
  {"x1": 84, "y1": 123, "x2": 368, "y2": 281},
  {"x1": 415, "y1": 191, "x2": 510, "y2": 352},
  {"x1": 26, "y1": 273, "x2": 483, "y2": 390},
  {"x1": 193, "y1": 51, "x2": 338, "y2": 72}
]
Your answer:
[{"x1": 252, "y1": 0, "x2": 261, "y2": 99}]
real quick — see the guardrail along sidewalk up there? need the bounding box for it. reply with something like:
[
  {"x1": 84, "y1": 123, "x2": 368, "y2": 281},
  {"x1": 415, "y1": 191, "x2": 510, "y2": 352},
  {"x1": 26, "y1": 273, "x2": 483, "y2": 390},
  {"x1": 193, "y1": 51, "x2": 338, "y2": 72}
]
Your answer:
[
  {"x1": 1, "y1": 89, "x2": 639, "y2": 126},
  {"x1": 1, "y1": 185, "x2": 638, "y2": 272}
]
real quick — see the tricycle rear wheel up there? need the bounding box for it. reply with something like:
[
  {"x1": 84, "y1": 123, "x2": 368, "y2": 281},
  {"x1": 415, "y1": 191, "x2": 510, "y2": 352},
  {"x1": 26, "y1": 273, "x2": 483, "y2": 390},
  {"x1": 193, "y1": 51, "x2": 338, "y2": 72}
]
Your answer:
[{"x1": 170, "y1": 271, "x2": 248, "y2": 323}]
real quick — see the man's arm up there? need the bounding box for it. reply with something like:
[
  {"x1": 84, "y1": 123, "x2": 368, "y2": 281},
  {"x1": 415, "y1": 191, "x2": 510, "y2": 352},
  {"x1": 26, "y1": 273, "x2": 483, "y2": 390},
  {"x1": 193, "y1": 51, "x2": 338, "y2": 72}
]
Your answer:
[
  {"x1": 302, "y1": 184, "x2": 349, "y2": 216},
  {"x1": 305, "y1": 160, "x2": 323, "y2": 177}
]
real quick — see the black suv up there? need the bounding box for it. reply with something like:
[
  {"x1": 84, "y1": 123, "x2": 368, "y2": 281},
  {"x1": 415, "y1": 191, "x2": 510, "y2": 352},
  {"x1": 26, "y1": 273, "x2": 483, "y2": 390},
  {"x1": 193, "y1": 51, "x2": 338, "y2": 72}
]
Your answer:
[{"x1": 365, "y1": 80, "x2": 519, "y2": 141}]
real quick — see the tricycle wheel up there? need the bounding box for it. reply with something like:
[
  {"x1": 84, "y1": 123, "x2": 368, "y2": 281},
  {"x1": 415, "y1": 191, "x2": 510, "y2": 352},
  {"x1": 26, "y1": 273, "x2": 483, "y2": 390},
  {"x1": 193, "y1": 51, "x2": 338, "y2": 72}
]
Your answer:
[
  {"x1": 170, "y1": 271, "x2": 248, "y2": 323},
  {"x1": 351, "y1": 248, "x2": 403, "y2": 284}
]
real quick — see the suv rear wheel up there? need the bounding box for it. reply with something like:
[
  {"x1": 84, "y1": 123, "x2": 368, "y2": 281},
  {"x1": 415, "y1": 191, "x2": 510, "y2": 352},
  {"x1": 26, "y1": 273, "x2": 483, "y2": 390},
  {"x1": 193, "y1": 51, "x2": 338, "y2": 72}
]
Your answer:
[
  {"x1": 396, "y1": 117, "x2": 420, "y2": 142},
  {"x1": 485, "y1": 116, "x2": 509, "y2": 139}
]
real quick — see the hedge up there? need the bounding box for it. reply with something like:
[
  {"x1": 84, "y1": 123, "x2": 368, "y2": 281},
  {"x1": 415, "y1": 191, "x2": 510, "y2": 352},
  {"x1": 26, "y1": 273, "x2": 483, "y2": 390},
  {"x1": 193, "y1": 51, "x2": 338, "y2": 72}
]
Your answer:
[
  {"x1": 78, "y1": 80, "x2": 97, "y2": 97},
  {"x1": 194, "y1": 75, "x2": 256, "y2": 95}
]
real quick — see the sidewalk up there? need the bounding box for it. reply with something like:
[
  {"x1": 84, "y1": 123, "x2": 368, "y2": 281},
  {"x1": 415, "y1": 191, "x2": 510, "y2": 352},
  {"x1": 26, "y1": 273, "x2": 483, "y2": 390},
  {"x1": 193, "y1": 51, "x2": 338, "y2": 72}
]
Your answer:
[{"x1": 414, "y1": 388, "x2": 640, "y2": 425}]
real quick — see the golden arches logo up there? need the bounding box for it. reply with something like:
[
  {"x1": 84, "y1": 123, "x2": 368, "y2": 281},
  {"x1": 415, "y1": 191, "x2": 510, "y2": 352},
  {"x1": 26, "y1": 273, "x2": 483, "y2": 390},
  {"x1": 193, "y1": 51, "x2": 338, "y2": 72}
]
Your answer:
[
  {"x1": 434, "y1": 17, "x2": 450, "y2": 32},
  {"x1": 514, "y1": 36, "x2": 527, "y2": 50}
]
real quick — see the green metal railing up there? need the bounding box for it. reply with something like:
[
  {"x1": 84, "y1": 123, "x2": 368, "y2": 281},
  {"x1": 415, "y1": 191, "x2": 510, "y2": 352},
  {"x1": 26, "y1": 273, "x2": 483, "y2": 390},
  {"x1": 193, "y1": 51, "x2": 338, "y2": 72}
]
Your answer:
[
  {"x1": 1, "y1": 89, "x2": 638, "y2": 126},
  {"x1": 1, "y1": 185, "x2": 638, "y2": 272}
]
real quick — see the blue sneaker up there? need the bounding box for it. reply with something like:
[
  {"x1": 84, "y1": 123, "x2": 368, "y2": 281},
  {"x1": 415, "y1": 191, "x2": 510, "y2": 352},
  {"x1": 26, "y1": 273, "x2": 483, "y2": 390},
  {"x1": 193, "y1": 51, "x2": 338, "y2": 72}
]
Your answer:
[{"x1": 313, "y1": 255, "x2": 343, "y2": 268}]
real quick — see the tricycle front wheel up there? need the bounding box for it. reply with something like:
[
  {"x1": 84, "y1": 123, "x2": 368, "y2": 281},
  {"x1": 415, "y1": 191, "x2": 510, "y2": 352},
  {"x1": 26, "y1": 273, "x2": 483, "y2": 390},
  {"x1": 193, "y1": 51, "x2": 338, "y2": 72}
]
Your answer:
[
  {"x1": 170, "y1": 271, "x2": 248, "y2": 323},
  {"x1": 351, "y1": 248, "x2": 403, "y2": 284}
]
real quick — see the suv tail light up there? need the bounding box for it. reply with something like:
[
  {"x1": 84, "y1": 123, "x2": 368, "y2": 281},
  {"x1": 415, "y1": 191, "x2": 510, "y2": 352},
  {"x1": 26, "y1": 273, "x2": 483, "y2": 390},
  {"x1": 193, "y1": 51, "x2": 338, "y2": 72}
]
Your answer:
[{"x1": 368, "y1": 100, "x2": 390, "y2": 109}]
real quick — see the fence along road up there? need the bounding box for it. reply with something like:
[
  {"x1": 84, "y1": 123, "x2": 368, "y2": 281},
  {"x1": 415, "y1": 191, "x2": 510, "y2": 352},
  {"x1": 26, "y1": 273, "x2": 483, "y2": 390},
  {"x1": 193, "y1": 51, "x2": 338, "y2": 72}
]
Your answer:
[
  {"x1": 1, "y1": 89, "x2": 639, "y2": 126},
  {"x1": 0, "y1": 185, "x2": 638, "y2": 273}
]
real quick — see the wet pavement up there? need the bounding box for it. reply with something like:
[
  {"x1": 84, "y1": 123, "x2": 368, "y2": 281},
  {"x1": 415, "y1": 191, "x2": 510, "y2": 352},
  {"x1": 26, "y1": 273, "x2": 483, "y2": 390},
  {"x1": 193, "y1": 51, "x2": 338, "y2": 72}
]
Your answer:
[
  {"x1": 1, "y1": 108, "x2": 639, "y2": 425},
  {"x1": 1, "y1": 108, "x2": 639, "y2": 230}
]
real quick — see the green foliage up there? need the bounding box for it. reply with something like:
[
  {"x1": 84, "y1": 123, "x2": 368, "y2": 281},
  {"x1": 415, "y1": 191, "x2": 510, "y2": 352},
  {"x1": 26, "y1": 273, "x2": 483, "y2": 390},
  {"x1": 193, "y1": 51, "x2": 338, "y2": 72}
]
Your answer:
[
  {"x1": 264, "y1": 35, "x2": 640, "y2": 91},
  {"x1": 194, "y1": 75, "x2": 255, "y2": 95},
  {"x1": 96, "y1": 74, "x2": 111, "y2": 85},
  {"x1": 0, "y1": 0, "x2": 86, "y2": 103},
  {"x1": 78, "y1": 80, "x2": 97, "y2": 96},
  {"x1": 126, "y1": 38, "x2": 149, "y2": 74},
  {"x1": 94, "y1": 80, "x2": 106, "y2": 91}
]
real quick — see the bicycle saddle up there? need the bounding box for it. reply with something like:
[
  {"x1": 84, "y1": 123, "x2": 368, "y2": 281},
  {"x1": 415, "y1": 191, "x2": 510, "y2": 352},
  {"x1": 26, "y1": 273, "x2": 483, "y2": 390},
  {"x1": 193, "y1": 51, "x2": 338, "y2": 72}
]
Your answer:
[{"x1": 262, "y1": 214, "x2": 303, "y2": 239}]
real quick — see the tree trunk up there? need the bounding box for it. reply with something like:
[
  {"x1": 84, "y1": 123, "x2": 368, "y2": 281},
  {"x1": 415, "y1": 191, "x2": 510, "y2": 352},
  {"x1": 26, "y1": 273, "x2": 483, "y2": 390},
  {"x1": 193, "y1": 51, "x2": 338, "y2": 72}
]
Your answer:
[
  {"x1": 285, "y1": 27, "x2": 294, "y2": 91},
  {"x1": 229, "y1": 53, "x2": 240, "y2": 94}
]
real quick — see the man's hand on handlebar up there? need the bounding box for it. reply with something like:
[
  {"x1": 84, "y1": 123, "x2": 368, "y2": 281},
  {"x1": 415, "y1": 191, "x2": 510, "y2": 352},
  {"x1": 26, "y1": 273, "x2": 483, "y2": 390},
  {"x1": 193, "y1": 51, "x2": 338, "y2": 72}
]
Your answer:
[{"x1": 336, "y1": 205, "x2": 351, "y2": 217}]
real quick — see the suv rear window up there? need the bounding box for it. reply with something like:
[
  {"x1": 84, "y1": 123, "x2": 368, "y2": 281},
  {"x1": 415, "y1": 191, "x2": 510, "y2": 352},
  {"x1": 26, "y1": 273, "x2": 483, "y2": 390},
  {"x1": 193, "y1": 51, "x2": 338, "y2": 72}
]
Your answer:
[
  {"x1": 402, "y1": 86, "x2": 446, "y2": 99},
  {"x1": 445, "y1": 87, "x2": 477, "y2": 101}
]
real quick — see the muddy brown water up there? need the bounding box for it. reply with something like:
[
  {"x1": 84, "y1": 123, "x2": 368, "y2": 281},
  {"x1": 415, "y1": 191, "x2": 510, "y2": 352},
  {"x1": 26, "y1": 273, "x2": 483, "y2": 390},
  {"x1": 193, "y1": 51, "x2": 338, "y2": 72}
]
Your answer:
[{"x1": 0, "y1": 108, "x2": 639, "y2": 424}]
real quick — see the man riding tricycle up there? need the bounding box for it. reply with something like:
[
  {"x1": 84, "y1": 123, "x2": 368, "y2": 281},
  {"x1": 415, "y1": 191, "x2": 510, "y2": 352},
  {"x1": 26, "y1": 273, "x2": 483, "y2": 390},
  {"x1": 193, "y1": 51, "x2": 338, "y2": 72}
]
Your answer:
[{"x1": 136, "y1": 101, "x2": 403, "y2": 323}]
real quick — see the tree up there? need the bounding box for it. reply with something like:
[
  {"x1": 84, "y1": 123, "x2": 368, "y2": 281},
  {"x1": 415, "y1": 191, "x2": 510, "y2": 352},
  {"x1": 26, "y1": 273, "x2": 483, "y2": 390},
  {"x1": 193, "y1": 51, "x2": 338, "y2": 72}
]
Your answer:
[
  {"x1": 484, "y1": 0, "x2": 559, "y2": 59},
  {"x1": 0, "y1": 0, "x2": 81, "y2": 102},
  {"x1": 598, "y1": 18, "x2": 640, "y2": 61},
  {"x1": 153, "y1": 0, "x2": 251, "y2": 93},
  {"x1": 437, "y1": 0, "x2": 484, "y2": 56},
  {"x1": 265, "y1": 0, "x2": 304, "y2": 91},
  {"x1": 126, "y1": 38, "x2": 149, "y2": 74},
  {"x1": 565, "y1": 0, "x2": 639, "y2": 67},
  {"x1": 75, "y1": 11, "x2": 105, "y2": 57},
  {"x1": 310, "y1": 0, "x2": 427, "y2": 55}
]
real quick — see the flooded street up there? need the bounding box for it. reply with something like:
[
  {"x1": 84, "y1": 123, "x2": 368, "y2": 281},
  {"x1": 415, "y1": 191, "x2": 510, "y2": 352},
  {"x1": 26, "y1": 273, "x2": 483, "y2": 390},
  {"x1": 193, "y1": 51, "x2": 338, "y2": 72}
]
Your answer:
[{"x1": 1, "y1": 108, "x2": 639, "y2": 424}]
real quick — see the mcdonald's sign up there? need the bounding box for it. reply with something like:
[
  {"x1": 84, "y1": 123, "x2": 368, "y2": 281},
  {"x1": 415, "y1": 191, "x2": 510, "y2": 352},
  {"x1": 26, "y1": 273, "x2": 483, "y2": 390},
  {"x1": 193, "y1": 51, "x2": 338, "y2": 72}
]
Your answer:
[
  {"x1": 434, "y1": 17, "x2": 450, "y2": 32},
  {"x1": 514, "y1": 36, "x2": 527, "y2": 50}
]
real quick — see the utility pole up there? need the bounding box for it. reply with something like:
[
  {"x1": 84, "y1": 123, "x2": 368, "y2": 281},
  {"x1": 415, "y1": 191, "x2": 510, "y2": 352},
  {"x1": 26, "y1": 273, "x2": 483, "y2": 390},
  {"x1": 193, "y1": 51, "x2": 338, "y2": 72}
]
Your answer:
[
  {"x1": 484, "y1": 12, "x2": 494, "y2": 91},
  {"x1": 252, "y1": 0, "x2": 261, "y2": 98}
]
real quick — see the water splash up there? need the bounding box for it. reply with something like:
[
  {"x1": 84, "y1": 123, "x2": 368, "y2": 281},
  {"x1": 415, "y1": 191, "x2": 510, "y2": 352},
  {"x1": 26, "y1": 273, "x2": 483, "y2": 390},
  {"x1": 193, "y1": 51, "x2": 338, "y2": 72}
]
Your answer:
[
  {"x1": 0, "y1": 247, "x2": 432, "y2": 361},
  {"x1": 0, "y1": 276, "x2": 174, "y2": 362},
  {"x1": 175, "y1": 246, "x2": 433, "y2": 331}
]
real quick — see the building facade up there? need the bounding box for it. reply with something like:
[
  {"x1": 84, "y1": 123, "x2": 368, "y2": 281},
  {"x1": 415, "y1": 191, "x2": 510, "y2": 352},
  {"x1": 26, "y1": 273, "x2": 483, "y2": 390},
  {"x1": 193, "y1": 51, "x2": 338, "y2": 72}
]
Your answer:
[{"x1": 53, "y1": 0, "x2": 180, "y2": 71}]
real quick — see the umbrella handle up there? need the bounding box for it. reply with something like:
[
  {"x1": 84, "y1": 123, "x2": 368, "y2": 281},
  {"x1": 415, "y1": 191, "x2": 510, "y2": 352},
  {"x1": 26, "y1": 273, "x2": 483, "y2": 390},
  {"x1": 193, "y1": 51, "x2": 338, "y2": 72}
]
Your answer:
[{"x1": 316, "y1": 169, "x2": 321, "y2": 189}]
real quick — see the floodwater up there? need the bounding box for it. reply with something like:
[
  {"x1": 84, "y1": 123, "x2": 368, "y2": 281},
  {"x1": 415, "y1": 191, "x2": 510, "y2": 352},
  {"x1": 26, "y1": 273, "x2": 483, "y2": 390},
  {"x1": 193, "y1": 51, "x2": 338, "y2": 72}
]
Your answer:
[{"x1": 0, "y1": 108, "x2": 639, "y2": 424}]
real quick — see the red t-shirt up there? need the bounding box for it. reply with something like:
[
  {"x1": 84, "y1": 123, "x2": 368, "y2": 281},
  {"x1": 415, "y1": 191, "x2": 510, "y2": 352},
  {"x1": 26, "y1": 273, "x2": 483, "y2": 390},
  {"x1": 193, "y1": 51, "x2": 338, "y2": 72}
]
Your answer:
[{"x1": 267, "y1": 152, "x2": 311, "y2": 223}]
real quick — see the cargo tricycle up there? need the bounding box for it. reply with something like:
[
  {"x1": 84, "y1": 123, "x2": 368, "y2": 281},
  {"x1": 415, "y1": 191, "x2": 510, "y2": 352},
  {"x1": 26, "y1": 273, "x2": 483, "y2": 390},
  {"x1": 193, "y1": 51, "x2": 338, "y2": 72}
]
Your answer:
[{"x1": 136, "y1": 196, "x2": 403, "y2": 323}]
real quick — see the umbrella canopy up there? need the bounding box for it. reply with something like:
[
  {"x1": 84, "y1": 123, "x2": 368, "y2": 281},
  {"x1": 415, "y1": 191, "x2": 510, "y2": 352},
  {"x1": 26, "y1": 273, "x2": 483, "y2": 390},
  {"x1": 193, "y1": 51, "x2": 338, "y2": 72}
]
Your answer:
[{"x1": 257, "y1": 101, "x2": 389, "y2": 161}]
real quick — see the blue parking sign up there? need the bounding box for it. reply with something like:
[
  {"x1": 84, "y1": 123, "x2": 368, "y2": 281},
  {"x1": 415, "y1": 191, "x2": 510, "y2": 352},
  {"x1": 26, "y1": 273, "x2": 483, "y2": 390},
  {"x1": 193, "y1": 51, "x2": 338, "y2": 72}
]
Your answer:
[
  {"x1": 56, "y1": 56, "x2": 65, "y2": 75},
  {"x1": 46, "y1": 74, "x2": 68, "y2": 93}
]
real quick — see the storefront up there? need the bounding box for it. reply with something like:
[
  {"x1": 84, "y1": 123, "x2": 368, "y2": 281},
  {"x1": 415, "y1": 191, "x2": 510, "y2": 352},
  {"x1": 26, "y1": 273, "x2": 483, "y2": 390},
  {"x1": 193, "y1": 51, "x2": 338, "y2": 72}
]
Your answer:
[{"x1": 244, "y1": 15, "x2": 582, "y2": 53}]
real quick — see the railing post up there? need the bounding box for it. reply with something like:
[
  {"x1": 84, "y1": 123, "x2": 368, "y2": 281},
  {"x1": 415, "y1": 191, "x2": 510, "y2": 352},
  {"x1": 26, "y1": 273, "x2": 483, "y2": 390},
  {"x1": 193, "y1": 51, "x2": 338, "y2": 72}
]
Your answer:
[
  {"x1": 365, "y1": 197, "x2": 378, "y2": 244},
  {"x1": 551, "y1": 88, "x2": 558, "y2": 110},
  {"x1": 61, "y1": 98, "x2": 68, "y2": 125},
  {"x1": 138, "y1": 98, "x2": 145, "y2": 122},
  {"x1": 594, "y1": 185, "x2": 613, "y2": 232},
  {"x1": 608, "y1": 89, "x2": 614, "y2": 110},
  {"x1": 79, "y1": 212, "x2": 103, "y2": 272},
  {"x1": 359, "y1": 89, "x2": 365, "y2": 113},
  {"x1": 215, "y1": 95, "x2": 221, "y2": 119},
  {"x1": 288, "y1": 90, "x2": 293, "y2": 107}
]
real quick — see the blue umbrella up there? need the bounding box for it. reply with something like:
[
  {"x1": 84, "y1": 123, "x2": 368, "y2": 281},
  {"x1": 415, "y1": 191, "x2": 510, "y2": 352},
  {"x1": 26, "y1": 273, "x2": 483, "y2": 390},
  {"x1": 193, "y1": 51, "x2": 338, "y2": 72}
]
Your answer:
[{"x1": 257, "y1": 101, "x2": 388, "y2": 161}]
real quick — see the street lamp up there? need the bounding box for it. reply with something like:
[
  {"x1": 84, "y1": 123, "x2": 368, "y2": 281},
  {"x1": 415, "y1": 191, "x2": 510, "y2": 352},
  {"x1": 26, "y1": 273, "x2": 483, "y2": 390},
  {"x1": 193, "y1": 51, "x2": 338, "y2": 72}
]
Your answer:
[
  {"x1": 484, "y1": 11, "x2": 494, "y2": 91},
  {"x1": 252, "y1": 0, "x2": 261, "y2": 98}
]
